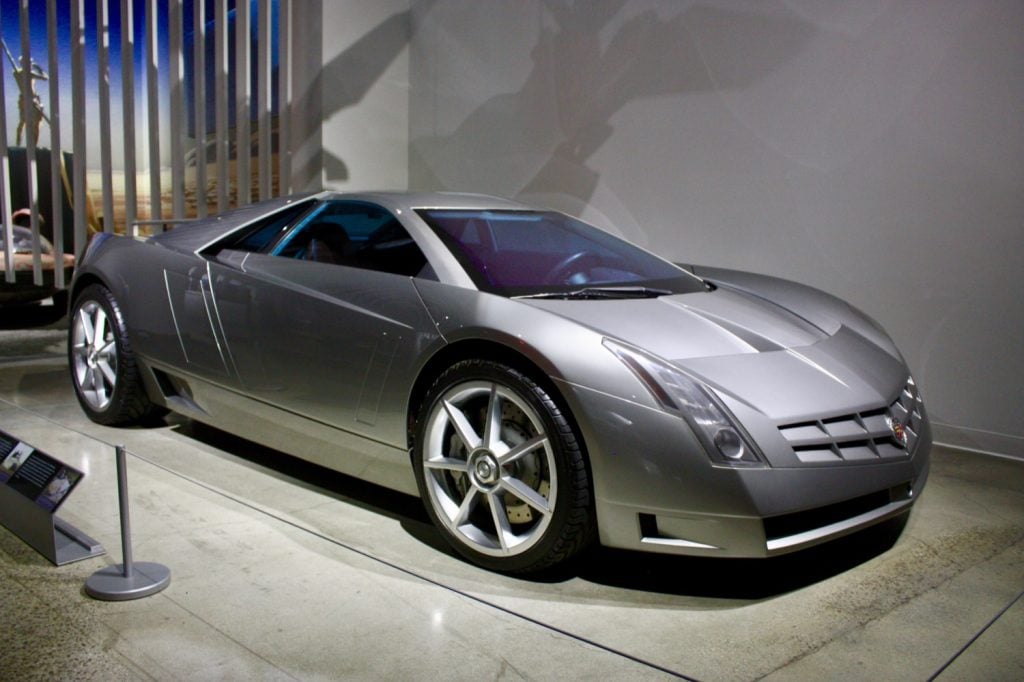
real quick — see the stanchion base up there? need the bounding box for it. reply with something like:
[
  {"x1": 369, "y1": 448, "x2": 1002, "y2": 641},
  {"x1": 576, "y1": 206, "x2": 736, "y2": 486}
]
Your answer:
[{"x1": 85, "y1": 562, "x2": 171, "y2": 601}]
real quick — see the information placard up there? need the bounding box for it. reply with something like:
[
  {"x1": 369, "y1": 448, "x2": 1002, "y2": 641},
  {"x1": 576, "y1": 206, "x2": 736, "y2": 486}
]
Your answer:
[
  {"x1": 2, "y1": 441, "x2": 84, "y2": 513},
  {"x1": 0, "y1": 428, "x2": 102, "y2": 565}
]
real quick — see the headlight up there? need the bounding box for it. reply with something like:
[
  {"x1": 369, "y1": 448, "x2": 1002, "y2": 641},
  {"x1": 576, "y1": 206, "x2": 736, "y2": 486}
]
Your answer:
[{"x1": 603, "y1": 338, "x2": 766, "y2": 467}]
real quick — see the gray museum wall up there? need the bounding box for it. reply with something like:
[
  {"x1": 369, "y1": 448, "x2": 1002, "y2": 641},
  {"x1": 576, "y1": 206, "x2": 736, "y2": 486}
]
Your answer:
[
  {"x1": 316, "y1": 1, "x2": 1023, "y2": 460},
  {"x1": 289, "y1": 0, "x2": 413, "y2": 192}
]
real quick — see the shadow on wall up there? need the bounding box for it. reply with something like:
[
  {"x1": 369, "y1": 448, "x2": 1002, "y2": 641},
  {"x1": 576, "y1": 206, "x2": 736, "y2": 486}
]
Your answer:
[
  {"x1": 411, "y1": 1, "x2": 813, "y2": 209},
  {"x1": 295, "y1": 0, "x2": 438, "y2": 186}
]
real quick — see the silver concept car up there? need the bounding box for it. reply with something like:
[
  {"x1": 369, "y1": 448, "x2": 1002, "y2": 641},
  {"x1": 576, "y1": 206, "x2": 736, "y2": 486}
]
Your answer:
[{"x1": 68, "y1": 192, "x2": 930, "y2": 573}]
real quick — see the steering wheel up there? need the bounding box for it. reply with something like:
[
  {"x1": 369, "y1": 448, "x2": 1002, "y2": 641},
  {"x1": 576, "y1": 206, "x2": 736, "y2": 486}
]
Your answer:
[{"x1": 543, "y1": 251, "x2": 601, "y2": 285}]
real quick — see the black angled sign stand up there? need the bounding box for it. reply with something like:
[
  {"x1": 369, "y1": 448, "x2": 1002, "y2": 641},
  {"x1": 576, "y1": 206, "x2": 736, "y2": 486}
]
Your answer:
[{"x1": 0, "y1": 429, "x2": 104, "y2": 566}]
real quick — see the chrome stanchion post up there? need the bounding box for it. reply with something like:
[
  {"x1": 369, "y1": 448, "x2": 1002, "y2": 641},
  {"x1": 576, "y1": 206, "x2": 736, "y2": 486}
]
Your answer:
[
  {"x1": 85, "y1": 445, "x2": 170, "y2": 600},
  {"x1": 115, "y1": 445, "x2": 134, "y2": 579}
]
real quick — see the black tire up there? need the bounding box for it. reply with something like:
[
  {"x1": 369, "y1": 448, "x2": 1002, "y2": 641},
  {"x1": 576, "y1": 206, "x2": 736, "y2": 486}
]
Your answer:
[
  {"x1": 68, "y1": 284, "x2": 164, "y2": 425},
  {"x1": 413, "y1": 359, "x2": 594, "y2": 573}
]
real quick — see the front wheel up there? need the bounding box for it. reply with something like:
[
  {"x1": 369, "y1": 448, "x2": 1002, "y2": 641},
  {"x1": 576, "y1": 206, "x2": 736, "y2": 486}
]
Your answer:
[
  {"x1": 413, "y1": 360, "x2": 594, "y2": 573},
  {"x1": 68, "y1": 284, "x2": 164, "y2": 425}
]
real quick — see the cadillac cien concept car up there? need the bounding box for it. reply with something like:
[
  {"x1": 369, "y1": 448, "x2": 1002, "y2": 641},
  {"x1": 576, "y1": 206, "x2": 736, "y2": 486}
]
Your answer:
[{"x1": 67, "y1": 192, "x2": 930, "y2": 573}]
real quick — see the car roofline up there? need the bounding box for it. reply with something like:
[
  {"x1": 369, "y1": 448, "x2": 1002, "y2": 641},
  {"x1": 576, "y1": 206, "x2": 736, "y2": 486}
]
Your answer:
[{"x1": 318, "y1": 191, "x2": 535, "y2": 214}]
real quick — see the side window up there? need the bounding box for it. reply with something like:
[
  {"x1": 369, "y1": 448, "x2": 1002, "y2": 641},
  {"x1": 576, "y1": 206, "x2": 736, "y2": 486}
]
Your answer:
[
  {"x1": 273, "y1": 201, "x2": 429, "y2": 277},
  {"x1": 219, "y1": 200, "x2": 316, "y2": 253}
]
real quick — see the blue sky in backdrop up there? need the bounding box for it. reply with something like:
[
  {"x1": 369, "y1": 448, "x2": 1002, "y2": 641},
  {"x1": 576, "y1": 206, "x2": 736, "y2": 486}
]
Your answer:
[{"x1": 0, "y1": 0, "x2": 277, "y2": 169}]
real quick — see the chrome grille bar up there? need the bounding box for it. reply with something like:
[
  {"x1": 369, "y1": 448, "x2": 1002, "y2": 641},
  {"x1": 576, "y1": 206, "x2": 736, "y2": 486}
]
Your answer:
[{"x1": 778, "y1": 378, "x2": 924, "y2": 464}]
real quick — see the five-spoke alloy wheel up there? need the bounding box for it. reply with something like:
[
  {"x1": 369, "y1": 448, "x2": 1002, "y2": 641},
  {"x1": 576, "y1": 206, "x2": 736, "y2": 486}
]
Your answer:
[
  {"x1": 71, "y1": 297, "x2": 118, "y2": 412},
  {"x1": 414, "y1": 360, "x2": 593, "y2": 573},
  {"x1": 69, "y1": 284, "x2": 162, "y2": 425}
]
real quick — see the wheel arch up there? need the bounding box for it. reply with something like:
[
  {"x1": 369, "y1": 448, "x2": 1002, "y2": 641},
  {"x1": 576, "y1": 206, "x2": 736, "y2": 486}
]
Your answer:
[
  {"x1": 407, "y1": 339, "x2": 592, "y2": 474},
  {"x1": 69, "y1": 272, "x2": 110, "y2": 306}
]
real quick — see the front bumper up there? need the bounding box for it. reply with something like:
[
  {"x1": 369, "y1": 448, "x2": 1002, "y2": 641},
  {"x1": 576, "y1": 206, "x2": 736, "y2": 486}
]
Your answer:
[{"x1": 558, "y1": 379, "x2": 931, "y2": 558}]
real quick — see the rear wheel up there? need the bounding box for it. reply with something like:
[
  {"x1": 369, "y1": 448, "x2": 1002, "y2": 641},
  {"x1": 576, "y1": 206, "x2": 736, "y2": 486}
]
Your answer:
[
  {"x1": 69, "y1": 284, "x2": 163, "y2": 425},
  {"x1": 413, "y1": 359, "x2": 593, "y2": 573}
]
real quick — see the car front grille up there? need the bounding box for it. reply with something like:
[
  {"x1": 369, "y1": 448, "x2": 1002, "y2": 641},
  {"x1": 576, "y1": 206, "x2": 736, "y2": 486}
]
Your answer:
[{"x1": 778, "y1": 377, "x2": 924, "y2": 464}]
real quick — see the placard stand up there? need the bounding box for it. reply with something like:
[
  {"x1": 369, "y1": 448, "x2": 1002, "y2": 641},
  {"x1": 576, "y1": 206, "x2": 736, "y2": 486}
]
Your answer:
[
  {"x1": 85, "y1": 445, "x2": 170, "y2": 601},
  {"x1": 0, "y1": 432, "x2": 104, "y2": 566},
  {"x1": 0, "y1": 483, "x2": 104, "y2": 564}
]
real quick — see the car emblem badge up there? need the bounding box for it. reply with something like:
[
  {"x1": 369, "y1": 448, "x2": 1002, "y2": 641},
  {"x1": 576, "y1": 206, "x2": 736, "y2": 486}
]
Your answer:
[{"x1": 887, "y1": 414, "x2": 908, "y2": 447}]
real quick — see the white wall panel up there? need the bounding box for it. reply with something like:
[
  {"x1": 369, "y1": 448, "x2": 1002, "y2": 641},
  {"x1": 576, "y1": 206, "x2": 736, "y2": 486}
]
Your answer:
[{"x1": 318, "y1": 0, "x2": 411, "y2": 191}]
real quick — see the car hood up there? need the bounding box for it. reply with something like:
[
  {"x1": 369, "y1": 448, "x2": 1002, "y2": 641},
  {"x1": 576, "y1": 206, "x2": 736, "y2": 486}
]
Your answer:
[
  {"x1": 523, "y1": 289, "x2": 829, "y2": 359},
  {"x1": 524, "y1": 289, "x2": 906, "y2": 419}
]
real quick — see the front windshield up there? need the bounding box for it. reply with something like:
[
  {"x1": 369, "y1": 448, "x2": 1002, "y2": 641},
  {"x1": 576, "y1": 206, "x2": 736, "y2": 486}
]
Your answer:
[{"x1": 416, "y1": 209, "x2": 705, "y2": 298}]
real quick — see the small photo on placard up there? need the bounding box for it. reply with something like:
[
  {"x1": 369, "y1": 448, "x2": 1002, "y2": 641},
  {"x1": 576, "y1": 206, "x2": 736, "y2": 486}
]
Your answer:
[
  {"x1": 6, "y1": 449, "x2": 84, "y2": 514},
  {"x1": 0, "y1": 442, "x2": 35, "y2": 483},
  {"x1": 35, "y1": 466, "x2": 83, "y2": 512}
]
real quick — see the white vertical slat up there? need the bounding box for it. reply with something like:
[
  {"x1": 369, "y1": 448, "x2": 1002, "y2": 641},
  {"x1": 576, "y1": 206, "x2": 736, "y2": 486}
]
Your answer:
[
  {"x1": 0, "y1": 8, "x2": 14, "y2": 284},
  {"x1": 257, "y1": 0, "x2": 271, "y2": 201},
  {"x1": 120, "y1": 0, "x2": 137, "y2": 236},
  {"x1": 46, "y1": 0, "x2": 64, "y2": 287},
  {"x1": 20, "y1": 0, "x2": 43, "y2": 285},
  {"x1": 235, "y1": 0, "x2": 251, "y2": 206},
  {"x1": 169, "y1": 0, "x2": 185, "y2": 220},
  {"x1": 97, "y1": 0, "x2": 115, "y2": 234},
  {"x1": 278, "y1": 0, "x2": 291, "y2": 196},
  {"x1": 193, "y1": 0, "x2": 208, "y2": 218},
  {"x1": 71, "y1": 0, "x2": 88, "y2": 260},
  {"x1": 214, "y1": 0, "x2": 228, "y2": 212},
  {"x1": 145, "y1": 0, "x2": 161, "y2": 223}
]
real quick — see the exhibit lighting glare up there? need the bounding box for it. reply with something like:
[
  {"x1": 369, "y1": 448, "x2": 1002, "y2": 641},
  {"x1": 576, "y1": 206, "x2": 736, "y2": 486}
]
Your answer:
[{"x1": 603, "y1": 339, "x2": 765, "y2": 466}]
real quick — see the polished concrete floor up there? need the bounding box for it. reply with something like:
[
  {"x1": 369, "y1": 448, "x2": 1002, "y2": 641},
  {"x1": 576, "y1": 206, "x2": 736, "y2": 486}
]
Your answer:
[{"x1": 0, "y1": 310, "x2": 1022, "y2": 680}]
